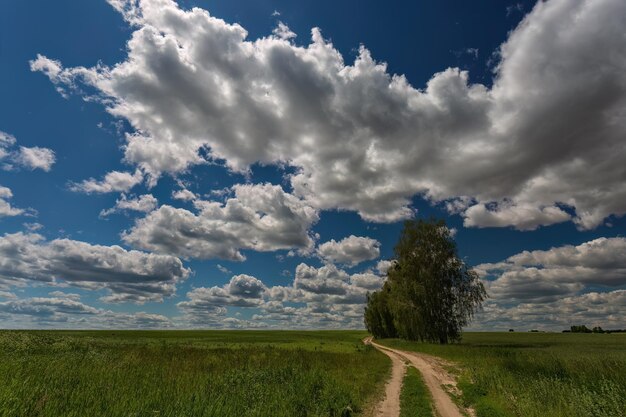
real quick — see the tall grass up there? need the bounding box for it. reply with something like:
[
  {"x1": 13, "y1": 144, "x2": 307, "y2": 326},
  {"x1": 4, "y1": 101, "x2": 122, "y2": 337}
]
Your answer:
[
  {"x1": 379, "y1": 332, "x2": 626, "y2": 417},
  {"x1": 0, "y1": 330, "x2": 389, "y2": 417}
]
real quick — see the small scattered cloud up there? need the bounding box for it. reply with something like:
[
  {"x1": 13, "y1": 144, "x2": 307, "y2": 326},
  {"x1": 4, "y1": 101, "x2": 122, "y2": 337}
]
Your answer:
[
  {"x1": 272, "y1": 21, "x2": 296, "y2": 40},
  {"x1": 0, "y1": 131, "x2": 56, "y2": 172},
  {"x1": 23, "y1": 222, "x2": 44, "y2": 231},
  {"x1": 13, "y1": 146, "x2": 56, "y2": 171},
  {"x1": 100, "y1": 194, "x2": 157, "y2": 217},
  {"x1": 69, "y1": 170, "x2": 143, "y2": 194},
  {"x1": 506, "y1": 3, "x2": 524, "y2": 17},
  {"x1": 172, "y1": 188, "x2": 196, "y2": 201},
  {"x1": 452, "y1": 47, "x2": 479, "y2": 59},
  {"x1": 317, "y1": 235, "x2": 380, "y2": 267},
  {"x1": 48, "y1": 291, "x2": 81, "y2": 301},
  {"x1": 0, "y1": 186, "x2": 26, "y2": 218}
]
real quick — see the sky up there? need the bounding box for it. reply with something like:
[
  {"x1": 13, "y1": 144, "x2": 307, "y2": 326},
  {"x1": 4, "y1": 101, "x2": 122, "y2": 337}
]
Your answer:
[{"x1": 0, "y1": 0, "x2": 625, "y2": 330}]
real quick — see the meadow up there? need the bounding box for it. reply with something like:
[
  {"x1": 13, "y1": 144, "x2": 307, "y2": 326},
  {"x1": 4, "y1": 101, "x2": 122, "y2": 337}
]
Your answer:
[
  {"x1": 378, "y1": 332, "x2": 626, "y2": 417},
  {"x1": 0, "y1": 330, "x2": 389, "y2": 417}
]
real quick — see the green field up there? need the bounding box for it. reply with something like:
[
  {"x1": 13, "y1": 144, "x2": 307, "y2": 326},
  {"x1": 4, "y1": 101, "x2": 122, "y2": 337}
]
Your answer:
[
  {"x1": 378, "y1": 332, "x2": 626, "y2": 417},
  {"x1": 3, "y1": 330, "x2": 625, "y2": 417},
  {"x1": 0, "y1": 330, "x2": 389, "y2": 417}
]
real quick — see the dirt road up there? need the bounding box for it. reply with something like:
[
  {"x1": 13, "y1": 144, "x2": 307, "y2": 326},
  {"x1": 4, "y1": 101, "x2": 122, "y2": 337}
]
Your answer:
[
  {"x1": 365, "y1": 337, "x2": 467, "y2": 417},
  {"x1": 371, "y1": 341, "x2": 406, "y2": 417}
]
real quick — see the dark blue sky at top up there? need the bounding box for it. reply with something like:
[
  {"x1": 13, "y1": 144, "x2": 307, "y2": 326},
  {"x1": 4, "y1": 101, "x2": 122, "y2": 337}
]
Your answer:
[{"x1": 1, "y1": 0, "x2": 624, "y2": 317}]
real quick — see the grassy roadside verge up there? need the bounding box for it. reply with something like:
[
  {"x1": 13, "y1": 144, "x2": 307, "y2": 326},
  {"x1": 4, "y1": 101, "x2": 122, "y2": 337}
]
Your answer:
[
  {"x1": 377, "y1": 332, "x2": 626, "y2": 417},
  {"x1": 400, "y1": 365, "x2": 434, "y2": 417}
]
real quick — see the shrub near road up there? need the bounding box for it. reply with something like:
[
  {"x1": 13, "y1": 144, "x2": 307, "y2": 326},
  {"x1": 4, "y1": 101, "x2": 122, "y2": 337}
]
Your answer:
[
  {"x1": 0, "y1": 330, "x2": 389, "y2": 417},
  {"x1": 379, "y1": 332, "x2": 626, "y2": 417}
]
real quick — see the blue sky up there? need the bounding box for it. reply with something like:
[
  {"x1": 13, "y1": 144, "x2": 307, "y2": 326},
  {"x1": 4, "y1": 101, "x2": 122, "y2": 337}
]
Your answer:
[{"x1": 1, "y1": 0, "x2": 625, "y2": 330}]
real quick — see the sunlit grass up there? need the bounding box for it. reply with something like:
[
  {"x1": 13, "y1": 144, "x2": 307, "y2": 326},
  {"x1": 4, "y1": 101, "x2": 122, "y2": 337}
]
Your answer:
[
  {"x1": 0, "y1": 330, "x2": 389, "y2": 417},
  {"x1": 378, "y1": 332, "x2": 626, "y2": 417},
  {"x1": 400, "y1": 366, "x2": 434, "y2": 417}
]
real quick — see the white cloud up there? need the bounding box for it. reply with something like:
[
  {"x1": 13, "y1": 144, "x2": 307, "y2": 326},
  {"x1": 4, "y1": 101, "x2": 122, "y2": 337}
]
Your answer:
[
  {"x1": 474, "y1": 290, "x2": 626, "y2": 331},
  {"x1": 175, "y1": 277, "x2": 255, "y2": 324},
  {"x1": 48, "y1": 291, "x2": 81, "y2": 301},
  {"x1": 123, "y1": 183, "x2": 319, "y2": 261},
  {"x1": 23, "y1": 222, "x2": 44, "y2": 231},
  {"x1": 293, "y1": 263, "x2": 351, "y2": 296},
  {"x1": 272, "y1": 21, "x2": 296, "y2": 40},
  {"x1": 375, "y1": 259, "x2": 395, "y2": 275},
  {"x1": 0, "y1": 131, "x2": 16, "y2": 148},
  {"x1": 473, "y1": 237, "x2": 626, "y2": 330},
  {"x1": 0, "y1": 297, "x2": 99, "y2": 317},
  {"x1": 506, "y1": 3, "x2": 524, "y2": 17},
  {"x1": 100, "y1": 193, "x2": 158, "y2": 217},
  {"x1": 69, "y1": 169, "x2": 143, "y2": 194},
  {"x1": 176, "y1": 261, "x2": 388, "y2": 328},
  {"x1": 13, "y1": 146, "x2": 56, "y2": 171},
  {"x1": 349, "y1": 272, "x2": 385, "y2": 290},
  {"x1": 172, "y1": 188, "x2": 196, "y2": 201},
  {"x1": 178, "y1": 274, "x2": 267, "y2": 312},
  {"x1": 0, "y1": 295, "x2": 173, "y2": 328},
  {"x1": 317, "y1": 235, "x2": 380, "y2": 266},
  {"x1": 31, "y1": 0, "x2": 626, "y2": 229},
  {"x1": 0, "y1": 131, "x2": 56, "y2": 171},
  {"x1": 0, "y1": 186, "x2": 26, "y2": 218},
  {"x1": 0, "y1": 291, "x2": 17, "y2": 300},
  {"x1": 463, "y1": 202, "x2": 571, "y2": 231},
  {"x1": 0, "y1": 232, "x2": 189, "y2": 303},
  {"x1": 479, "y1": 237, "x2": 626, "y2": 300}
]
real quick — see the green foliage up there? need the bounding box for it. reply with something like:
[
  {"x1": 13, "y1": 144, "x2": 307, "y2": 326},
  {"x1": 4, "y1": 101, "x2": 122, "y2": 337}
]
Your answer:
[
  {"x1": 365, "y1": 218, "x2": 486, "y2": 343},
  {"x1": 400, "y1": 366, "x2": 434, "y2": 417},
  {"x1": 364, "y1": 284, "x2": 397, "y2": 338},
  {"x1": 0, "y1": 330, "x2": 389, "y2": 417},
  {"x1": 571, "y1": 325, "x2": 592, "y2": 333},
  {"x1": 378, "y1": 332, "x2": 626, "y2": 417}
]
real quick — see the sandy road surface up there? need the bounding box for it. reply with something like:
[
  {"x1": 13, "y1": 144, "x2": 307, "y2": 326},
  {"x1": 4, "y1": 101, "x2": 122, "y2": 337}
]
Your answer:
[
  {"x1": 365, "y1": 337, "x2": 467, "y2": 417},
  {"x1": 370, "y1": 340, "x2": 406, "y2": 417}
]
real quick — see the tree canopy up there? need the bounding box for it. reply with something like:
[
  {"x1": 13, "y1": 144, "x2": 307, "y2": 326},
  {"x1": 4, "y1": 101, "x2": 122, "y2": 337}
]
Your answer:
[{"x1": 364, "y1": 219, "x2": 486, "y2": 343}]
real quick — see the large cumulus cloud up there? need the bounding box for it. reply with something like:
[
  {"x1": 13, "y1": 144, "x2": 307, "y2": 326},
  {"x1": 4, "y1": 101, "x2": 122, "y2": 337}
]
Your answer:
[
  {"x1": 31, "y1": 0, "x2": 626, "y2": 230},
  {"x1": 122, "y1": 183, "x2": 319, "y2": 261}
]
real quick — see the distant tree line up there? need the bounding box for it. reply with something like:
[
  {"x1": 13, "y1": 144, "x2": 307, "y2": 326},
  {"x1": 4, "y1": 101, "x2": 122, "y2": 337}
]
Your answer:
[
  {"x1": 364, "y1": 219, "x2": 486, "y2": 344},
  {"x1": 564, "y1": 325, "x2": 625, "y2": 334}
]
